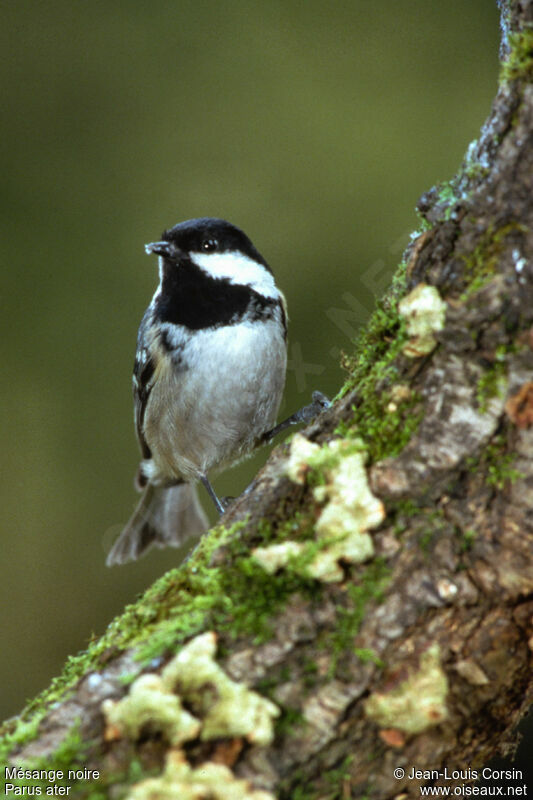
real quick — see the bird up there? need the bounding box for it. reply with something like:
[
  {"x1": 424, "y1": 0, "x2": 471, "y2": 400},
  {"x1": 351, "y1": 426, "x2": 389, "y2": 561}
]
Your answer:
[{"x1": 106, "y1": 217, "x2": 290, "y2": 566}]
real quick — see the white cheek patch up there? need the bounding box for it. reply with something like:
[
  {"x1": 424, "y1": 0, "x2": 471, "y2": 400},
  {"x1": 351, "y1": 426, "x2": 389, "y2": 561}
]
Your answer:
[{"x1": 191, "y1": 250, "x2": 279, "y2": 299}]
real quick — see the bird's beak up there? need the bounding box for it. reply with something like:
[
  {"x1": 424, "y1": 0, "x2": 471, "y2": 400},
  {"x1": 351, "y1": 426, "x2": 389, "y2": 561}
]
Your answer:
[{"x1": 144, "y1": 241, "x2": 173, "y2": 257}]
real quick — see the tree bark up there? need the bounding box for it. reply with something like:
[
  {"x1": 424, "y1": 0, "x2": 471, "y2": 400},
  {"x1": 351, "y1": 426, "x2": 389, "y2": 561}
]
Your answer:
[{"x1": 2, "y1": 2, "x2": 533, "y2": 798}]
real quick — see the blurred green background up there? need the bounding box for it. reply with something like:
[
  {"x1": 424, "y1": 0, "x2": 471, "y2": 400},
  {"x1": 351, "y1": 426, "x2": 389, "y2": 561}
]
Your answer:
[{"x1": 2, "y1": 0, "x2": 500, "y2": 725}]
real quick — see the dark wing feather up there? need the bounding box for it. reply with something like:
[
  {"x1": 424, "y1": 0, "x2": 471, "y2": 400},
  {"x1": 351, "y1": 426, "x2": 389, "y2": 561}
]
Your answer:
[{"x1": 132, "y1": 313, "x2": 156, "y2": 460}]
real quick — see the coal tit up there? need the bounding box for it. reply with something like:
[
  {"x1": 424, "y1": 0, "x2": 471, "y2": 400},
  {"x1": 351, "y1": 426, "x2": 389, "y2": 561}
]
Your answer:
[
  {"x1": 106, "y1": 217, "x2": 289, "y2": 565},
  {"x1": 107, "y1": 217, "x2": 330, "y2": 566}
]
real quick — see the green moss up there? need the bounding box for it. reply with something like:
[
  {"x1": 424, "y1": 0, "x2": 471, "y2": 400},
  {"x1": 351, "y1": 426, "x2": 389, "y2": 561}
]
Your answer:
[
  {"x1": 391, "y1": 498, "x2": 421, "y2": 536},
  {"x1": 254, "y1": 672, "x2": 306, "y2": 739},
  {"x1": 281, "y1": 756, "x2": 356, "y2": 800},
  {"x1": 414, "y1": 209, "x2": 434, "y2": 233},
  {"x1": 334, "y1": 262, "x2": 427, "y2": 463},
  {"x1": 282, "y1": 773, "x2": 318, "y2": 800},
  {"x1": 1, "y1": 725, "x2": 93, "y2": 797},
  {"x1": 435, "y1": 179, "x2": 460, "y2": 221},
  {"x1": 500, "y1": 28, "x2": 533, "y2": 83},
  {"x1": 353, "y1": 648, "x2": 384, "y2": 668},
  {"x1": 323, "y1": 558, "x2": 390, "y2": 676},
  {"x1": 418, "y1": 508, "x2": 447, "y2": 554},
  {"x1": 390, "y1": 500, "x2": 456, "y2": 559},
  {"x1": 476, "y1": 349, "x2": 508, "y2": 412},
  {"x1": 459, "y1": 528, "x2": 477, "y2": 553},
  {"x1": 463, "y1": 160, "x2": 490, "y2": 184},
  {"x1": 0, "y1": 717, "x2": 42, "y2": 766},
  {"x1": 487, "y1": 459, "x2": 523, "y2": 489},
  {"x1": 476, "y1": 337, "x2": 520, "y2": 414},
  {"x1": 337, "y1": 261, "x2": 407, "y2": 401},
  {"x1": 217, "y1": 544, "x2": 319, "y2": 639},
  {"x1": 417, "y1": 160, "x2": 483, "y2": 230},
  {"x1": 135, "y1": 524, "x2": 321, "y2": 664},
  {"x1": 275, "y1": 705, "x2": 305, "y2": 738},
  {"x1": 460, "y1": 222, "x2": 527, "y2": 302},
  {"x1": 418, "y1": 527, "x2": 436, "y2": 553},
  {"x1": 323, "y1": 755, "x2": 355, "y2": 798},
  {"x1": 339, "y1": 390, "x2": 423, "y2": 465},
  {"x1": 301, "y1": 658, "x2": 319, "y2": 687},
  {"x1": 485, "y1": 442, "x2": 523, "y2": 490},
  {"x1": 337, "y1": 367, "x2": 424, "y2": 463},
  {"x1": 465, "y1": 432, "x2": 523, "y2": 491}
]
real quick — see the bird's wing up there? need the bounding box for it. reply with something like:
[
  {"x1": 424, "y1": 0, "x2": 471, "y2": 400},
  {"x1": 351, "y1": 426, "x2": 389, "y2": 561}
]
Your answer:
[{"x1": 132, "y1": 313, "x2": 156, "y2": 460}]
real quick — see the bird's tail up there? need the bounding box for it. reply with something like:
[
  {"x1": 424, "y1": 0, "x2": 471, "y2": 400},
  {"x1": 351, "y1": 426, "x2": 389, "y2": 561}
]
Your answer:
[{"x1": 106, "y1": 482, "x2": 209, "y2": 566}]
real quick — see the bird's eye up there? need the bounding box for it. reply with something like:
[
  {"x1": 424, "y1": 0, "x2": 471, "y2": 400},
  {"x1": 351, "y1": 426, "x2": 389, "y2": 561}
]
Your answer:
[{"x1": 201, "y1": 238, "x2": 217, "y2": 252}]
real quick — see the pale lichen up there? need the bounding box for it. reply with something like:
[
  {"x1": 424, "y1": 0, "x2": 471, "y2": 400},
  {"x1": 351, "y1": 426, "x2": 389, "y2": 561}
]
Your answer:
[
  {"x1": 313, "y1": 441, "x2": 384, "y2": 536},
  {"x1": 308, "y1": 442, "x2": 383, "y2": 581},
  {"x1": 398, "y1": 283, "x2": 447, "y2": 357},
  {"x1": 252, "y1": 541, "x2": 305, "y2": 574},
  {"x1": 102, "y1": 632, "x2": 279, "y2": 748},
  {"x1": 268, "y1": 438, "x2": 385, "y2": 583},
  {"x1": 102, "y1": 674, "x2": 201, "y2": 746},
  {"x1": 285, "y1": 433, "x2": 321, "y2": 484},
  {"x1": 364, "y1": 643, "x2": 448, "y2": 734},
  {"x1": 126, "y1": 749, "x2": 275, "y2": 800},
  {"x1": 162, "y1": 632, "x2": 280, "y2": 745}
]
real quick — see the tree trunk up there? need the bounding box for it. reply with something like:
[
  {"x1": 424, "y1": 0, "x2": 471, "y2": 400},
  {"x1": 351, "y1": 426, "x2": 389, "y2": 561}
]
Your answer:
[{"x1": 2, "y1": 2, "x2": 533, "y2": 798}]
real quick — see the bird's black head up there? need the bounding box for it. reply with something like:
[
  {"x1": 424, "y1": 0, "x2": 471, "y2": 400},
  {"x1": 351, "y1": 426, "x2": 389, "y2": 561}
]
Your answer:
[
  {"x1": 145, "y1": 217, "x2": 270, "y2": 272},
  {"x1": 146, "y1": 218, "x2": 281, "y2": 330}
]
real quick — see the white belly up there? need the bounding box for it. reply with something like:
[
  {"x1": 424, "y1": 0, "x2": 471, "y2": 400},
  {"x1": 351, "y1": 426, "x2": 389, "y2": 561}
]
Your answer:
[{"x1": 144, "y1": 319, "x2": 286, "y2": 482}]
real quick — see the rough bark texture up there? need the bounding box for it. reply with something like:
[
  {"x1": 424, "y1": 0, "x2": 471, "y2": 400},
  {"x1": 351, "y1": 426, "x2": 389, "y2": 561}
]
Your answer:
[{"x1": 2, "y1": 2, "x2": 533, "y2": 798}]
